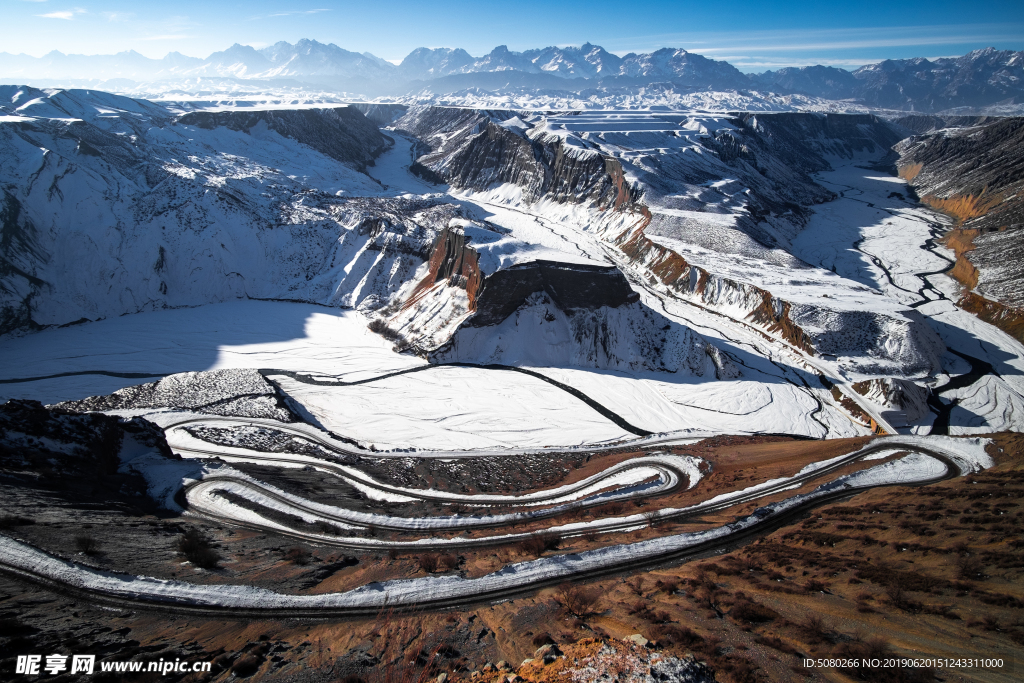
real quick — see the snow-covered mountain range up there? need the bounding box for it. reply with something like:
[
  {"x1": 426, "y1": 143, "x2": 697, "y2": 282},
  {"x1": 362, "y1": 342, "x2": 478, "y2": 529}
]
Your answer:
[
  {"x1": 753, "y1": 48, "x2": 1024, "y2": 112},
  {"x1": 3, "y1": 42, "x2": 1022, "y2": 113}
]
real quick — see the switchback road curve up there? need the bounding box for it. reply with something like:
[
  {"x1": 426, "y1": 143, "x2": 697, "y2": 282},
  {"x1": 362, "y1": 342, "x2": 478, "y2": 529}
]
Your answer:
[{"x1": 0, "y1": 437, "x2": 969, "y2": 618}]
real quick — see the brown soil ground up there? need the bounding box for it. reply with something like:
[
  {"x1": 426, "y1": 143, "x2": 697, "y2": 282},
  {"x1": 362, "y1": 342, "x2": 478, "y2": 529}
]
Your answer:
[{"x1": 2, "y1": 434, "x2": 1021, "y2": 682}]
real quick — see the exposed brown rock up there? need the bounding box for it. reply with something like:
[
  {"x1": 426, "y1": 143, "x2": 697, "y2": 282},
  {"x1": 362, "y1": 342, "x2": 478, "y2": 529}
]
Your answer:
[{"x1": 617, "y1": 222, "x2": 815, "y2": 354}]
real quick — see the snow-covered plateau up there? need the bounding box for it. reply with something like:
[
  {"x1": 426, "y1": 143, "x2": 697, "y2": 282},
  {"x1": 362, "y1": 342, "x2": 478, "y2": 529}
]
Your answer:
[{"x1": 2, "y1": 85, "x2": 1022, "y2": 449}]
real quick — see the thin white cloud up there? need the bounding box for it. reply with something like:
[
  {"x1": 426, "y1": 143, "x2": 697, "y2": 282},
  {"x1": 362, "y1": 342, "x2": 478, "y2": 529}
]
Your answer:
[
  {"x1": 269, "y1": 8, "x2": 330, "y2": 17},
  {"x1": 248, "y1": 8, "x2": 331, "y2": 20},
  {"x1": 692, "y1": 35, "x2": 1015, "y2": 53},
  {"x1": 38, "y1": 7, "x2": 86, "y2": 19},
  {"x1": 604, "y1": 23, "x2": 1024, "y2": 56},
  {"x1": 140, "y1": 35, "x2": 188, "y2": 41},
  {"x1": 103, "y1": 11, "x2": 135, "y2": 22}
]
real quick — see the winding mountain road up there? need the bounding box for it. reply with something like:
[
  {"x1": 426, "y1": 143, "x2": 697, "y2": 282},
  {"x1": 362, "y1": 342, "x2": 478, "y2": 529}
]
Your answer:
[{"x1": 0, "y1": 431, "x2": 973, "y2": 617}]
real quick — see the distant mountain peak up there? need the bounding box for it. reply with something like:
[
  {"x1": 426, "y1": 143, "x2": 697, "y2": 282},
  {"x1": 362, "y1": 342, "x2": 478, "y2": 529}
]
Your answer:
[{"x1": 3, "y1": 41, "x2": 1022, "y2": 113}]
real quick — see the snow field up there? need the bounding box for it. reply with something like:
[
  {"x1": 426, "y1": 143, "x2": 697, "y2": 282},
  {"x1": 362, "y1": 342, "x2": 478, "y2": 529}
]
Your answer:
[
  {"x1": 0, "y1": 301, "x2": 421, "y2": 405},
  {"x1": 270, "y1": 366, "x2": 634, "y2": 450}
]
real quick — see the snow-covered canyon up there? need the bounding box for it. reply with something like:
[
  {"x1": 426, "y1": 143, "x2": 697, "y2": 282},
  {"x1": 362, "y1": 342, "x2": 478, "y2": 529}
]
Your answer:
[{"x1": 2, "y1": 86, "x2": 1022, "y2": 445}]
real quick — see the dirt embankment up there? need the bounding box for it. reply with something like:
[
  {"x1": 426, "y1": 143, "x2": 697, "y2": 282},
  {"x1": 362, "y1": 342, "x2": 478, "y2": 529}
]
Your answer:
[
  {"x1": 896, "y1": 118, "x2": 1024, "y2": 343},
  {"x1": 897, "y1": 165, "x2": 1024, "y2": 343},
  {"x1": 616, "y1": 220, "x2": 816, "y2": 355},
  {"x1": 937, "y1": 227, "x2": 1024, "y2": 343}
]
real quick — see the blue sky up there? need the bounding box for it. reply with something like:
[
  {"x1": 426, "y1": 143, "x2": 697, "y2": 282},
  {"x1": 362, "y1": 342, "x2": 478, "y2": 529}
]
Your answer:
[{"x1": 5, "y1": 0, "x2": 1024, "y2": 71}]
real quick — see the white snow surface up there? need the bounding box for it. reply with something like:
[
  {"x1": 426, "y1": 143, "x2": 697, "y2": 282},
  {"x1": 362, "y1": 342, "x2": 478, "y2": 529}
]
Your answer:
[
  {"x1": 118, "y1": 434, "x2": 207, "y2": 511},
  {"x1": 0, "y1": 301, "x2": 421, "y2": 405},
  {"x1": 270, "y1": 366, "x2": 633, "y2": 450},
  {"x1": 792, "y1": 160, "x2": 1024, "y2": 433}
]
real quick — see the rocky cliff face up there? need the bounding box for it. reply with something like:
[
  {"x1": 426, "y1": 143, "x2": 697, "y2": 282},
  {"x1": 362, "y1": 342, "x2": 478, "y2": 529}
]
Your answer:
[
  {"x1": 433, "y1": 286, "x2": 732, "y2": 377},
  {"x1": 896, "y1": 118, "x2": 1024, "y2": 234},
  {"x1": 395, "y1": 107, "x2": 639, "y2": 209},
  {"x1": 379, "y1": 223, "x2": 731, "y2": 376},
  {"x1": 895, "y1": 117, "x2": 1024, "y2": 341},
  {"x1": 851, "y1": 377, "x2": 930, "y2": 427},
  {"x1": 348, "y1": 103, "x2": 409, "y2": 127},
  {"x1": 379, "y1": 106, "x2": 740, "y2": 375},
  {"x1": 391, "y1": 106, "x2": 940, "y2": 377},
  {"x1": 893, "y1": 115, "x2": 1002, "y2": 134},
  {"x1": 177, "y1": 107, "x2": 390, "y2": 171}
]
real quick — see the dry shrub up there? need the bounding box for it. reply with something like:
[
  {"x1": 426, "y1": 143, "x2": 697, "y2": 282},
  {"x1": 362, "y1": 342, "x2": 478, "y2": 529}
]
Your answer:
[
  {"x1": 730, "y1": 600, "x2": 779, "y2": 624},
  {"x1": 315, "y1": 520, "x2": 342, "y2": 535},
  {"x1": 554, "y1": 582, "x2": 601, "y2": 618},
  {"x1": 438, "y1": 554, "x2": 459, "y2": 571},
  {"x1": 625, "y1": 575, "x2": 645, "y2": 596},
  {"x1": 655, "y1": 578, "x2": 680, "y2": 594},
  {"x1": 74, "y1": 535, "x2": 99, "y2": 555},
  {"x1": 285, "y1": 546, "x2": 312, "y2": 565},
  {"x1": 516, "y1": 532, "x2": 560, "y2": 558},
  {"x1": 697, "y1": 586, "x2": 724, "y2": 616},
  {"x1": 651, "y1": 623, "x2": 704, "y2": 649},
  {"x1": 716, "y1": 656, "x2": 760, "y2": 683},
  {"x1": 885, "y1": 575, "x2": 906, "y2": 608},
  {"x1": 597, "y1": 501, "x2": 626, "y2": 516},
  {"x1": 754, "y1": 634, "x2": 799, "y2": 656},
  {"x1": 177, "y1": 528, "x2": 220, "y2": 569},
  {"x1": 800, "y1": 615, "x2": 834, "y2": 645},
  {"x1": 956, "y1": 555, "x2": 985, "y2": 581},
  {"x1": 417, "y1": 553, "x2": 440, "y2": 573},
  {"x1": 627, "y1": 600, "x2": 652, "y2": 618}
]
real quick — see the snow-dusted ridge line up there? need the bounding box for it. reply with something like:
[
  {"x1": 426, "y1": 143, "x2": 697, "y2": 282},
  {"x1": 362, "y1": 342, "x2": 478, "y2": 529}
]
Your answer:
[{"x1": 0, "y1": 437, "x2": 987, "y2": 615}]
